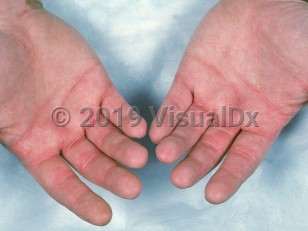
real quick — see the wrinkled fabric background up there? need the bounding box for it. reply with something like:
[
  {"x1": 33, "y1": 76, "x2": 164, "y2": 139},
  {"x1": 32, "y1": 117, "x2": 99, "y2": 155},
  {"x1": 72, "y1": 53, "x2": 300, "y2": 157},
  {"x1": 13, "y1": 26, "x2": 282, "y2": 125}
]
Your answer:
[{"x1": 0, "y1": 0, "x2": 308, "y2": 230}]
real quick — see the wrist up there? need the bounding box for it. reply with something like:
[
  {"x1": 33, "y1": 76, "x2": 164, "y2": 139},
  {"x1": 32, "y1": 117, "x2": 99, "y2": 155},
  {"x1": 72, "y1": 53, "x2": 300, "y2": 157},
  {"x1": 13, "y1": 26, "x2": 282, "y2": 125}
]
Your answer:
[
  {"x1": 0, "y1": 0, "x2": 43, "y2": 29},
  {"x1": 0, "y1": 0, "x2": 42, "y2": 10}
]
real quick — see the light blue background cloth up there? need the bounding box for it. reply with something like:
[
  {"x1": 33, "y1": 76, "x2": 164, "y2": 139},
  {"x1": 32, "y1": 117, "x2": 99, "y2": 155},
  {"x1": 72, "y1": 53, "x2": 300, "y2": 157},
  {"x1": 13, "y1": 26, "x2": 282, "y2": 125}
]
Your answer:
[{"x1": 0, "y1": 1, "x2": 308, "y2": 230}]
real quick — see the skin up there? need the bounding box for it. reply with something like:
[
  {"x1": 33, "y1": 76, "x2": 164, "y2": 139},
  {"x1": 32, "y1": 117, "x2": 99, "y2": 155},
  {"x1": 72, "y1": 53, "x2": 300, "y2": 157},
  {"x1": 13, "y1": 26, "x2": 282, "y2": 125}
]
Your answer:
[
  {"x1": 0, "y1": 1, "x2": 148, "y2": 226},
  {"x1": 150, "y1": 0, "x2": 308, "y2": 204},
  {"x1": 1, "y1": 0, "x2": 308, "y2": 227}
]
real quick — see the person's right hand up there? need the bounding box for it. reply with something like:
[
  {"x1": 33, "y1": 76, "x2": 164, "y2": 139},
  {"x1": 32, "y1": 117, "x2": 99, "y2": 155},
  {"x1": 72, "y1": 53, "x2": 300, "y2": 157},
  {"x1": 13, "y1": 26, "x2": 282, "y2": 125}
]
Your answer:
[{"x1": 0, "y1": 1, "x2": 147, "y2": 225}]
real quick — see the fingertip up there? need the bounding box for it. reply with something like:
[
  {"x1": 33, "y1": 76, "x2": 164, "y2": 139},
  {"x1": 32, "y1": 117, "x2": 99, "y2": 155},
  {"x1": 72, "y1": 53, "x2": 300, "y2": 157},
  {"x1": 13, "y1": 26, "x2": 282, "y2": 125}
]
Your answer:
[
  {"x1": 205, "y1": 185, "x2": 229, "y2": 205},
  {"x1": 205, "y1": 174, "x2": 237, "y2": 204},
  {"x1": 171, "y1": 165, "x2": 195, "y2": 189},
  {"x1": 113, "y1": 167, "x2": 143, "y2": 199},
  {"x1": 90, "y1": 202, "x2": 113, "y2": 226},
  {"x1": 149, "y1": 125, "x2": 162, "y2": 144},
  {"x1": 156, "y1": 141, "x2": 177, "y2": 164},
  {"x1": 127, "y1": 119, "x2": 147, "y2": 139},
  {"x1": 123, "y1": 176, "x2": 143, "y2": 199},
  {"x1": 137, "y1": 146, "x2": 148, "y2": 168},
  {"x1": 149, "y1": 120, "x2": 171, "y2": 144},
  {"x1": 126, "y1": 145, "x2": 148, "y2": 169},
  {"x1": 72, "y1": 191, "x2": 113, "y2": 226}
]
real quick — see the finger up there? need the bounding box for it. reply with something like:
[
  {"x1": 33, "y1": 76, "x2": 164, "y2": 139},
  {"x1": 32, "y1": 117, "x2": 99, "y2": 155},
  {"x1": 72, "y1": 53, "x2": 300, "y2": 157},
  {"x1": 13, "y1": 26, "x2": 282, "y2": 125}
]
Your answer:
[
  {"x1": 149, "y1": 78, "x2": 193, "y2": 144},
  {"x1": 156, "y1": 104, "x2": 211, "y2": 164},
  {"x1": 205, "y1": 131, "x2": 275, "y2": 204},
  {"x1": 171, "y1": 126, "x2": 240, "y2": 188},
  {"x1": 62, "y1": 139, "x2": 142, "y2": 199},
  {"x1": 25, "y1": 155, "x2": 112, "y2": 226},
  {"x1": 101, "y1": 85, "x2": 147, "y2": 139},
  {"x1": 85, "y1": 120, "x2": 148, "y2": 169}
]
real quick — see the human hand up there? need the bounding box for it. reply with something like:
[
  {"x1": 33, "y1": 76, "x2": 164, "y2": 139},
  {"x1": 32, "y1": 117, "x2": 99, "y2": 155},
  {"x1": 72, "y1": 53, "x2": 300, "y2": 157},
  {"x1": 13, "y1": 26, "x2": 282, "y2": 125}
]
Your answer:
[
  {"x1": 0, "y1": 1, "x2": 147, "y2": 225},
  {"x1": 150, "y1": 0, "x2": 308, "y2": 204}
]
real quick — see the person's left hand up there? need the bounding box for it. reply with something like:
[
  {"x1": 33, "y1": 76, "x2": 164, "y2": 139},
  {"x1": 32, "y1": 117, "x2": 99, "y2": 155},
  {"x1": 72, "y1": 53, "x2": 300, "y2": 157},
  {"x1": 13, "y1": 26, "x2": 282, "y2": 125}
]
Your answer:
[{"x1": 150, "y1": 0, "x2": 308, "y2": 204}]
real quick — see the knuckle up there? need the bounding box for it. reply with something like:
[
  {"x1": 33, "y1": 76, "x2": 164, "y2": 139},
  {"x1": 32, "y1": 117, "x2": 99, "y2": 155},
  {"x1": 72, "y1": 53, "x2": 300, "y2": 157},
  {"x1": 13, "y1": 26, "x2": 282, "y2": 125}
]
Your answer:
[
  {"x1": 201, "y1": 137, "x2": 226, "y2": 154},
  {"x1": 80, "y1": 154, "x2": 99, "y2": 174},
  {"x1": 51, "y1": 171, "x2": 77, "y2": 189},
  {"x1": 234, "y1": 147, "x2": 260, "y2": 167}
]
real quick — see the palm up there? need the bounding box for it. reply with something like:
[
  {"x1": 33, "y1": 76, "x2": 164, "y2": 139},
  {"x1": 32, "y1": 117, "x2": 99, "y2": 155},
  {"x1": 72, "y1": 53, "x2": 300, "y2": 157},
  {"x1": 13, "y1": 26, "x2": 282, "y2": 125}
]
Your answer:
[
  {"x1": 0, "y1": 7, "x2": 147, "y2": 225},
  {"x1": 150, "y1": 0, "x2": 308, "y2": 204}
]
